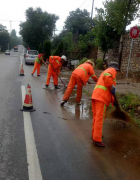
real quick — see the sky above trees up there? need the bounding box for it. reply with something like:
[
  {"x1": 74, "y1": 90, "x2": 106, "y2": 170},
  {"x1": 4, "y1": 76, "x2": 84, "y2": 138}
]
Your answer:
[{"x1": 0, "y1": 0, "x2": 139, "y2": 36}]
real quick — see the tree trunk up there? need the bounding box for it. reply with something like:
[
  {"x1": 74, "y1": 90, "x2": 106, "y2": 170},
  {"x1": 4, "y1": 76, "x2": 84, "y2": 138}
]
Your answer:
[{"x1": 103, "y1": 51, "x2": 106, "y2": 61}]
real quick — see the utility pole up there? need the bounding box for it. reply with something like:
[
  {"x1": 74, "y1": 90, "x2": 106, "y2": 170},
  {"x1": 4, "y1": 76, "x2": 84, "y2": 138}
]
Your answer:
[
  {"x1": 10, "y1": 21, "x2": 12, "y2": 34},
  {"x1": 90, "y1": 0, "x2": 94, "y2": 29}
]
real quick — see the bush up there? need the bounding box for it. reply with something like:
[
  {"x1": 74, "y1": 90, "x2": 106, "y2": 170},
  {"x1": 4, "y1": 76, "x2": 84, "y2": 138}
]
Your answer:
[
  {"x1": 52, "y1": 41, "x2": 63, "y2": 56},
  {"x1": 96, "y1": 58, "x2": 103, "y2": 69},
  {"x1": 79, "y1": 57, "x2": 88, "y2": 65},
  {"x1": 79, "y1": 58, "x2": 95, "y2": 65},
  {"x1": 38, "y1": 44, "x2": 42, "y2": 53},
  {"x1": 43, "y1": 40, "x2": 51, "y2": 61}
]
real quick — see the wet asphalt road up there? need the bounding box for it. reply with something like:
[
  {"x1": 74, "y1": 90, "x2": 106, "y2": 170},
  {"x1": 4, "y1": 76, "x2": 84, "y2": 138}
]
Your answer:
[{"x1": 0, "y1": 45, "x2": 140, "y2": 180}]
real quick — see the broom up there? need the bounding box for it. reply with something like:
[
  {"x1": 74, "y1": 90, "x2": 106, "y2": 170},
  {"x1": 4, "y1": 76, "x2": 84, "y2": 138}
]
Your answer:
[{"x1": 110, "y1": 94, "x2": 132, "y2": 122}]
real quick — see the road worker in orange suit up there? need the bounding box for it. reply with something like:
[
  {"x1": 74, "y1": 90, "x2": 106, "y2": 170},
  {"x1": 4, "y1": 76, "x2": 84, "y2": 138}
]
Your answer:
[
  {"x1": 61, "y1": 60, "x2": 98, "y2": 106},
  {"x1": 45, "y1": 55, "x2": 67, "y2": 89},
  {"x1": 31, "y1": 52, "x2": 47, "y2": 76},
  {"x1": 91, "y1": 62, "x2": 119, "y2": 147}
]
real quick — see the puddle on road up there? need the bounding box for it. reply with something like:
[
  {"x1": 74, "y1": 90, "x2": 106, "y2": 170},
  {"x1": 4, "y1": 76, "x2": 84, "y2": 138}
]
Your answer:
[{"x1": 62, "y1": 90, "x2": 92, "y2": 120}]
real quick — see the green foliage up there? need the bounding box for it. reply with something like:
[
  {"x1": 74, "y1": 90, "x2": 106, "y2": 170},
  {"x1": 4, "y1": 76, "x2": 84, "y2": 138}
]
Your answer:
[
  {"x1": 17, "y1": 36, "x2": 23, "y2": 45},
  {"x1": 108, "y1": 92, "x2": 140, "y2": 126},
  {"x1": 79, "y1": 57, "x2": 88, "y2": 65},
  {"x1": 93, "y1": 8, "x2": 120, "y2": 54},
  {"x1": 117, "y1": 92, "x2": 140, "y2": 116},
  {"x1": 43, "y1": 40, "x2": 51, "y2": 60},
  {"x1": 65, "y1": 8, "x2": 94, "y2": 35},
  {"x1": 116, "y1": 92, "x2": 140, "y2": 126},
  {"x1": 9, "y1": 29, "x2": 23, "y2": 49},
  {"x1": 104, "y1": 0, "x2": 140, "y2": 34},
  {"x1": 38, "y1": 44, "x2": 42, "y2": 53},
  {"x1": 96, "y1": 59, "x2": 103, "y2": 69},
  {"x1": 9, "y1": 36, "x2": 18, "y2": 49},
  {"x1": 65, "y1": 8, "x2": 95, "y2": 44},
  {"x1": 0, "y1": 24, "x2": 9, "y2": 51},
  {"x1": 63, "y1": 32, "x2": 74, "y2": 52},
  {"x1": 11, "y1": 29, "x2": 16, "y2": 37},
  {"x1": 78, "y1": 31, "x2": 95, "y2": 52},
  {"x1": 52, "y1": 41, "x2": 63, "y2": 56},
  {"x1": 52, "y1": 9, "x2": 96, "y2": 55},
  {"x1": 19, "y1": 7, "x2": 59, "y2": 50},
  {"x1": 51, "y1": 30, "x2": 66, "y2": 52}
]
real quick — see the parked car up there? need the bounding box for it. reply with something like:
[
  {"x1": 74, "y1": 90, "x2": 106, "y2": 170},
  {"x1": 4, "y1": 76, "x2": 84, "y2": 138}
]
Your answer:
[
  {"x1": 25, "y1": 50, "x2": 39, "y2": 64},
  {"x1": 5, "y1": 50, "x2": 10, "y2": 55}
]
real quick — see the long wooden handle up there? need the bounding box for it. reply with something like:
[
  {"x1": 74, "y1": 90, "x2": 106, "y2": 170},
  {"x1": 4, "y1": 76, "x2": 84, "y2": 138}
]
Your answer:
[{"x1": 113, "y1": 94, "x2": 121, "y2": 110}]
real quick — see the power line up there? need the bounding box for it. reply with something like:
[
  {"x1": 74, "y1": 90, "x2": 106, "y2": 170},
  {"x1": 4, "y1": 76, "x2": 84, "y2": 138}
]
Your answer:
[
  {"x1": 79, "y1": 0, "x2": 89, "y2": 8},
  {"x1": 56, "y1": 0, "x2": 91, "y2": 33},
  {"x1": 0, "y1": 19, "x2": 22, "y2": 22},
  {"x1": 85, "y1": 1, "x2": 93, "y2": 10}
]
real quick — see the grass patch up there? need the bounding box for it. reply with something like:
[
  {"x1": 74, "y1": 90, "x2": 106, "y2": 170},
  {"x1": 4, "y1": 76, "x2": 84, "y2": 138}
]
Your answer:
[
  {"x1": 109, "y1": 92, "x2": 140, "y2": 126},
  {"x1": 83, "y1": 89, "x2": 140, "y2": 126},
  {"x1": 0, "y1": 52, "x2": 4, "y2": 54}
]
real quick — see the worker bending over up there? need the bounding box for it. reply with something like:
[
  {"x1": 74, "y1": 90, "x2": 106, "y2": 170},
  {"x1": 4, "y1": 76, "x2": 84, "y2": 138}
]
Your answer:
[
  {"x1": 61, "y1": 60, "x2": 98, "y2": 106},
  {"x1": 91, "y1": 62, "x2": 119, "y2": 147},
  {"x1": 31, "y1": 52, "x2": 47, "y2": 76},
  {"x1": 45, "y1": 55, "x2": 67, "y2": 89}
]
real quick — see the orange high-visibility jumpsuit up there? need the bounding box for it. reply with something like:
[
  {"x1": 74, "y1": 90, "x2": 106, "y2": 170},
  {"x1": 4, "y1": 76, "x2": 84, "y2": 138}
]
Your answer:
[
  {"x1": 46, "y1": 56, "x2": 62, "y2": 85},
  {"x1": 91, "y1": 68, "x2": 117, "y2": 142},
  {"x1": 32, "y1": 54, "x2": 43, "y2": 75},
  {"x1": 62, "y1": 62, "x2": 98, "y2": 103}
]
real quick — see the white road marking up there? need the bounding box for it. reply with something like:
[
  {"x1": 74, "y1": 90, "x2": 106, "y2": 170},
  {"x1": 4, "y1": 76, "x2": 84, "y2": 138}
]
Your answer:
[
  {"x1": 20, "y1": 56, "x2": 23, "y2": 65},
  {"x1": 21, "y1": 86, "x2": 43, "y2": 180}
]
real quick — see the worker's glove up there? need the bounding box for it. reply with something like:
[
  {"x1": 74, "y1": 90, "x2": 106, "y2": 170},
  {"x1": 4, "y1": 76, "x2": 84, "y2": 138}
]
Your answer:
[{"x1": 111, "y1": 85, "x2": 115, "y2": 95}]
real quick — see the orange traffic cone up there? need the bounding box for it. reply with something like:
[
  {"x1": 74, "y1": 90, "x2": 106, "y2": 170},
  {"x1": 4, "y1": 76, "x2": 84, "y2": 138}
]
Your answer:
[
  {"x1": 21, "y1": 84, "x2": 36, "y2": 112},
  {"x1": 20, "y1": 64, "x2": 25, "y2": 76}
]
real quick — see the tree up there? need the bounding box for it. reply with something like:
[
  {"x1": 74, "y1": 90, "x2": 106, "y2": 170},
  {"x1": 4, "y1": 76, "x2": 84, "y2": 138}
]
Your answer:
[
  {"x1": 93, "y1": 8, "x2": 120, "y2": 59},
  {"x1": 9, "y1": 29, "x2": 23, "y2": 49},
  {"x1": 63, "y1": 32, "x2": 74, "y2": 52},
  {"x1": 51, "y1": 31, "x2": 65, "y2": 52},
  {"x1": 64, "y1": 8, "x2": 95, "y2": 43},
  {"x1": 17, "y1": 36, "x2": 23, "y2": 45},
  {"x1": 52, "y1": 42, "x2": 63, "y2": 56},
  {"x1": 0, "y1": 24, "x2": 9, "y2": 51},
  {"x1": 19, "y1": 7, "x2": 59, "y2": 50},
  {"x1": 9, "y1": 29, "x2": 18, "y2": 49},
  {"x1": 38, "y1": 43, "x2": 42, "y2": 53},
  {"x1": 104, "y1": 0, "x2": 140, "y2": 68},
  {"x1": 43, "y1": 40, "x2": 51, "y2": 60},
  {"x1": 11, "y1": 29, "x2": 16, "y2": 37},
  {"x1": 104, "y1": 0, "x2": 140, "y2": 34},
  {"x1": 78, "y1": 31, "x2": 95, "y2": 52}
]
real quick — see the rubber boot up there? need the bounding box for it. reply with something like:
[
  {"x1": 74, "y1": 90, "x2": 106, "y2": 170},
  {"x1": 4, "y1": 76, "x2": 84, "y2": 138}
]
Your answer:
[{"x1": 54, "y1": 85, "x2": 60, "y2": 89}]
